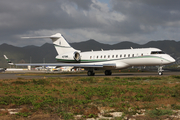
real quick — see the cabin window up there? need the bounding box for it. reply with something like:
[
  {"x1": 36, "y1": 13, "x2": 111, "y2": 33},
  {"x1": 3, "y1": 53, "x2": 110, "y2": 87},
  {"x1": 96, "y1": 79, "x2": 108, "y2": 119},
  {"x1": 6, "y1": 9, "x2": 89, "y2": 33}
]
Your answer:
[
  {"x1": 132, "y1": 54, "x2": 134, "y2": 57},
  {"x1": 90, "y1": 56, "x2": 92, "y2": 59},
  {"x1": 108, "y1": 55, "x2": 110, "y2": 58},
  {"x1": 104, "y1": 55, "x2": 106, "y2": 58},
  {"x1": 97, "y1": 56, "x2": 98, "y2": 59},
  {"x1": 101, "y1": 55, "x2": 102, "y2": 58},
  {"x1": 151, "y1": 51, "x2": 165, "y2": 54},
  {"x1": 124, "y1": 54, "x2": 126, "y2": 57},
  {"x1": 112, "y1": 55, "x2": 114, "y2": 58},
  {"x1": 141, "y1": 54, "x2": 143, "y2": 56},
  {"x1": 120, "y1": 55, "x2": 122, "y2": 58},
  {"x1": 128, "y1": 54, "x2": 130, "y2": 57},
  {"x1": 116, "y1": 55, "x2": 118, "y2": 58}
]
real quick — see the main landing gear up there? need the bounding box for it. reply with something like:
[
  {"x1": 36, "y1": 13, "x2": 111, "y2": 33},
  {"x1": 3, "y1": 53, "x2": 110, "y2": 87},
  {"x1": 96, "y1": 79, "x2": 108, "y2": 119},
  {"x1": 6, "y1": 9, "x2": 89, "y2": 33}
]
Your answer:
[
  {"x1": 87, "y1": 70, "x2": 112, "y2": 76},
  {"x1": 158, "y1": 66, "x2": 164, "y2": 75},
  {"x1": 87, "y1": 70, "x2": 95, "y2": 76},
  {"x1": 104, "y1": 70, "x2": 112, "y2": 76}
]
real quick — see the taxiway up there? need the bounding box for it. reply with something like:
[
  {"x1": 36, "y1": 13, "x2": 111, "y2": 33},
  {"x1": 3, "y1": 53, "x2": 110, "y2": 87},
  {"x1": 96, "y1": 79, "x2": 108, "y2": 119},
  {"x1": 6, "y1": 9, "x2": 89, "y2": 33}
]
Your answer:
[{"x1": 0, "y1": 71, "x2": 179, "y2": 79}]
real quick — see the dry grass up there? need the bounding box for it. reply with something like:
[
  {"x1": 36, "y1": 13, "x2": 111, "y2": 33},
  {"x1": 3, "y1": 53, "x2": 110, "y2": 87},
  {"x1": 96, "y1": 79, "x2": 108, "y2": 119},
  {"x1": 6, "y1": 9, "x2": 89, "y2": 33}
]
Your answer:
[
  {"x1": 0, "y1": 109, "x2": 9, "y2": 115},
  {"x1": 20, "y1": 107, "x2": 30, "y2": 113}
]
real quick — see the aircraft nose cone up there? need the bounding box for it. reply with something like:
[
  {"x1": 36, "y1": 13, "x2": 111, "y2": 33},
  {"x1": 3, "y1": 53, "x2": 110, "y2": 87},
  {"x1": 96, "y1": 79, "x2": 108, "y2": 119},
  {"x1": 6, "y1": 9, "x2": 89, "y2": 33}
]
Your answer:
[
  {"x1": 171, "y1": 57, "x2": 176, "y2": 63},
  {"x1": 168, "y1": 56, "x2": 176, "y2": 63}
]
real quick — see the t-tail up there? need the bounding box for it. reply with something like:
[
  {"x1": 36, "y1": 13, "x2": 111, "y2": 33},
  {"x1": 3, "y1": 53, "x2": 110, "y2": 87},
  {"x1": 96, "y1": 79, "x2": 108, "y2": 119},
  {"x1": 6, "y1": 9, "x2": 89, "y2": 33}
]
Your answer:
[
  {"x1": 50, "y1": 33, "x2": 78, "y2": 55},
  {"x1": 22, "y1": 33, "x2": 78, "y2": 55}
]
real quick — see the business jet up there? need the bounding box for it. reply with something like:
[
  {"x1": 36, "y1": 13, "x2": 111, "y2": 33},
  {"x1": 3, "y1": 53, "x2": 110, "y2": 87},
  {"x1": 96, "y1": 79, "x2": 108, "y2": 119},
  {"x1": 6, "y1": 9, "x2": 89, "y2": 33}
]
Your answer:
[{"x1": 5, "y1": 33, "x2": 175, "y2": 76}]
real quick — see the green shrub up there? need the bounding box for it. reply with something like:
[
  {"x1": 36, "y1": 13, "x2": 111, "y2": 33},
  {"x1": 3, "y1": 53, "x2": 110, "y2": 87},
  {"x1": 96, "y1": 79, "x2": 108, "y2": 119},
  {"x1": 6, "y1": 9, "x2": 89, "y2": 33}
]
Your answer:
[
  {"x1": 171, "y1": 75, "x2": 180, "y2": 79},
  {"x1": 147, "y1": 109, "x2": 173, "y2": 117},
  {"x1": 32, "y1": 79, "x2": 49, "y2": 85},
  {"x1": 12, "y1": 81, "x2": 29, "y2": 84},
  {"x1": 79, "y1": 77, "x2": 96, "y2": 83},
  {"x1": 16, "y1": 112, "x2": 31, "y2": 117},
  {"x1": 171, "y1": 104, "x2": 180, "y2": 110},
  {"x1": 104, "y1": 77, "x2": 111, "y2": 81}
]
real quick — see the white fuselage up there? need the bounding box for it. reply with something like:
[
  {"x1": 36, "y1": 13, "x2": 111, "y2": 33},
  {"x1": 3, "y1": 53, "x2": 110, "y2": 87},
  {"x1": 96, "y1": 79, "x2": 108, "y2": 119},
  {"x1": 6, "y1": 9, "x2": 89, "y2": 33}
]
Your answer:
[
  {"x1": 18, "y1": 33, "x2": 176, "y2": 75},
  {"x1": 56, "y1": 48, "x2": 175, "y2": 70}
]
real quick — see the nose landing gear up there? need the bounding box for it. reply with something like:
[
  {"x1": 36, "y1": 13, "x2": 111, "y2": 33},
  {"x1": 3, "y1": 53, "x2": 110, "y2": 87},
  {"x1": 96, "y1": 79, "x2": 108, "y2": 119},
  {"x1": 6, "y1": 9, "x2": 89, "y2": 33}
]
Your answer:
[{"x1": 158, "y1": 66, "x2": 164, "y2": 75}]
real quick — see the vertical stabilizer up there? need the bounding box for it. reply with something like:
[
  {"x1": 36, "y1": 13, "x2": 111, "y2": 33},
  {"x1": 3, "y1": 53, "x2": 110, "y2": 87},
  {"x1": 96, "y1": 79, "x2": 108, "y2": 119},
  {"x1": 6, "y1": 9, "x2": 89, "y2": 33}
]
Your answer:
[{"x1": 50, "y1": 33, "x2": 76, "y2": 55}]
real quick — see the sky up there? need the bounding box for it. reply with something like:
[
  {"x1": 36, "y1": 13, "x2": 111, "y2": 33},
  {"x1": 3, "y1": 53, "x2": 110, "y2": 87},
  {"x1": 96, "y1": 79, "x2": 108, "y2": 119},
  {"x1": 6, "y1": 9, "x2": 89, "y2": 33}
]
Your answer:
[{"x1": 1, "y1": 0, "x2": 180, "y2": 46}]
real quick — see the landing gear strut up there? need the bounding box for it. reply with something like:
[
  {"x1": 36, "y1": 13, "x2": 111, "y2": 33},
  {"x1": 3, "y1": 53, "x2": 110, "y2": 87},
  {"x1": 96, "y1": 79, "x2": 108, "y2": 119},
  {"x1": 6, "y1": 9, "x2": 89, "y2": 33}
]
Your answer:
[
  {"x1": 87, "y1": 70, "x2": 95, "y2": 76},
  {"x1": 105, "y1": 70, "x2": 112, "y2": 76},
  {"x1": 158, "y1": 66, "x2": 164, "y2": 75}
]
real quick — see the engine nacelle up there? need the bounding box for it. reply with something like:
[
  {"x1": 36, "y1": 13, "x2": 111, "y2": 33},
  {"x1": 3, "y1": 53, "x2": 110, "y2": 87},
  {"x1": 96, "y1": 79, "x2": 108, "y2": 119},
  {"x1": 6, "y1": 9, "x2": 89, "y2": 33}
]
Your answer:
[
  {"x1": 73, "y1": 51, "x2": 81, "y2": 62},
  {"x1": 56, "y1": 51, "x2": 81, "y2": 63}
]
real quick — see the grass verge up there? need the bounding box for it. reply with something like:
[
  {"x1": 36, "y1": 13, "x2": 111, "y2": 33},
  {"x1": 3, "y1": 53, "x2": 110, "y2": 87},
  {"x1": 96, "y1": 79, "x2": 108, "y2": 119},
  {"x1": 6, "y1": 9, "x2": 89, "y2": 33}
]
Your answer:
[{"x1": 0, "y1": 75, "x2": 180, "y2": 119}]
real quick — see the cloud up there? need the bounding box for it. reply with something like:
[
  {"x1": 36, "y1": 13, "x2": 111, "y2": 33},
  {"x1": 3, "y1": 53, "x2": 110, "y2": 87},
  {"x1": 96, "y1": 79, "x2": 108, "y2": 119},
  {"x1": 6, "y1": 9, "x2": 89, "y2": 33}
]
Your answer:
[
  {"x1": 0, "y1": 0, "x2": 180, "y2": 46},
  {"x1": 67, "y1": 0, "x2": 93, "y2": 10},
  {"x1": 111, "y1": 0, "x2": 180, "y2": 33}
]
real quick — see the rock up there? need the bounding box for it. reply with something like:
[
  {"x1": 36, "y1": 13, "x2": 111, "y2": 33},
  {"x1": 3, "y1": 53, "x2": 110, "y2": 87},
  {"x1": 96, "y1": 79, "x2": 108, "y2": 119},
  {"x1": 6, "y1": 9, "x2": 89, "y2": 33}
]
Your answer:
[{"x1": 109, "y1": 112, "x2": 123, "y2": 117}]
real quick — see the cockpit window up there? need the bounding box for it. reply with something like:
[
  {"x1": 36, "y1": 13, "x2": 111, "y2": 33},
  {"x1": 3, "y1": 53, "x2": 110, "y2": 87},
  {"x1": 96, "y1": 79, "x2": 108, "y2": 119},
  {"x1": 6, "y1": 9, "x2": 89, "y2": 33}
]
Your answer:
[{"x1": 151, "y1": 51, "x2": 165, "y2": 54}]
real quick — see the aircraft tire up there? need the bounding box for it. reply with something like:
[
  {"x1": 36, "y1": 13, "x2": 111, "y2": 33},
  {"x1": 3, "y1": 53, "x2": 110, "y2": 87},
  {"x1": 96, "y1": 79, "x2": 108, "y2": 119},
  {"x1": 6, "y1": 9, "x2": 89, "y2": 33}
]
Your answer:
[
  {"x1": 158, "y1": 72, "x2": 163, "y2": 75},
  {"x1": 87, "y1": 71, "x2": 95, "y2": 76},
  {"x1": 105, "y1": 70, "x2": 112, "y2": 76}
]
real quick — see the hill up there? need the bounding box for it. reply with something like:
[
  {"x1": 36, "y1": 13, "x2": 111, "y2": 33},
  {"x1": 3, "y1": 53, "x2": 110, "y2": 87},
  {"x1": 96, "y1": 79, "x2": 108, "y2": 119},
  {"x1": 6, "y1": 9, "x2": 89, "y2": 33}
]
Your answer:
[{"x1": 0, "y1": 40, "x2": 179, "y2": 67}]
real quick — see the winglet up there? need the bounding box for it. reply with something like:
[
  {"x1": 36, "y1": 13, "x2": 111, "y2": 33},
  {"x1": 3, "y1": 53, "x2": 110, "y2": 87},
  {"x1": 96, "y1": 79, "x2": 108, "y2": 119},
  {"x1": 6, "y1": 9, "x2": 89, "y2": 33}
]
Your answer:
[{"x1": 4, "y1": 55, "x2": 14, "y2": 65}]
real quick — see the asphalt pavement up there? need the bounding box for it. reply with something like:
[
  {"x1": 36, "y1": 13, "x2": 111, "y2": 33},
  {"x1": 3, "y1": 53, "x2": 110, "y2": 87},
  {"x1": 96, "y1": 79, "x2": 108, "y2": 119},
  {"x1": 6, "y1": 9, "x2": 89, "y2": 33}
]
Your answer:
[{"x1": 0, "y1": 71, "x2": 179, "y2": 79}]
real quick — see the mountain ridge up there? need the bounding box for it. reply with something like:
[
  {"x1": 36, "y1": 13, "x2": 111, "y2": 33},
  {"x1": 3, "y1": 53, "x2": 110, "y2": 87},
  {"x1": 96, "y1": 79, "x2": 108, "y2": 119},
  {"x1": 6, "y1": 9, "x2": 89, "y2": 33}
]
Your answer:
[{"x1": 0, "y1": 39, "x2": 179, "y2": 67}]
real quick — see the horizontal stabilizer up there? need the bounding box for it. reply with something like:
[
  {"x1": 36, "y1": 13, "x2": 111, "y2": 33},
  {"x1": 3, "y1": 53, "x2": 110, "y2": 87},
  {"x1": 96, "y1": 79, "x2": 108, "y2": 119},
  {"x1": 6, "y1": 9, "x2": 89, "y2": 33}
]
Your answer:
[
  {"x1": 21, "y1": 33, "x2": 62, "y2": 39},
  {"x1": 21, "y1": 36, "x2": 50, "y2": 39}
]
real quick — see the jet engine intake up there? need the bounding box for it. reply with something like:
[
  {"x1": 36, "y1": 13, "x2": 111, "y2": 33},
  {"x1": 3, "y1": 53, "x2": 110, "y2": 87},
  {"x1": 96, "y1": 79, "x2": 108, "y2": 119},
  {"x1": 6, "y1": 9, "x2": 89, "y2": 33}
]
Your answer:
[{"x1": 73, "y1": 51, "x2": 81, "y2": 62}]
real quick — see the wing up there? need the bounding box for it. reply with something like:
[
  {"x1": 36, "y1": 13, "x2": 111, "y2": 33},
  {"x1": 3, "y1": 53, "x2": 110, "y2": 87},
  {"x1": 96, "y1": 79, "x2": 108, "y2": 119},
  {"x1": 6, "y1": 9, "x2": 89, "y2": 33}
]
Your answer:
[
  {"x1": 15, "y1": 63, "x2": 116, "y2": 69},
  {"x1": 4, "y1": 55, "x2": 116, "y2": 69}
]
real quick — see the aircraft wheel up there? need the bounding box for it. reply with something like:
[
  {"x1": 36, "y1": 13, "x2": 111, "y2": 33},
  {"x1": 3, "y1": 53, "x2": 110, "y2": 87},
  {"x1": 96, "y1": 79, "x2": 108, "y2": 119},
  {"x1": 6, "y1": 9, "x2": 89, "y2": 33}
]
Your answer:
[
  {"x1": 105, "y1": 70, "x2": 112, "y2": 76},
  {"x1": 105, "y1": 70, "x2": 108, "y2": 75},
  {"x1": 87, "y1": 71, "x2": 91, "y2": 76},
  {"x1": 109, "y1": 71, "x2": 112, "y2": 75},
  {"x1": 92, "y1": 72, "x2": 95, "y2": 76},
  {"x1": 158, "y1": 72, "x2": 163, "y2": 75},
  {"x1": 87, "y1": 71, "x2": 95, "y2": 76}
]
